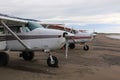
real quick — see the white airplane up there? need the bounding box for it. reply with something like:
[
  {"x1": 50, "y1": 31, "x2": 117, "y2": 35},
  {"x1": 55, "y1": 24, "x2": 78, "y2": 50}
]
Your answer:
[
  {"x1": 41, "y1": 24, "x2": 93, "y2": 51},
  {"x1": 0, "y1": 14, "x2": 73, "y2": 67}
]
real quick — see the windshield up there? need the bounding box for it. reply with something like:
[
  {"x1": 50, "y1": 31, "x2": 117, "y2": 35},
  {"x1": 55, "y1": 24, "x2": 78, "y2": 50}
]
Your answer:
[{"x1": 25, "y1": 21, "x2": 43, "y2": 31}]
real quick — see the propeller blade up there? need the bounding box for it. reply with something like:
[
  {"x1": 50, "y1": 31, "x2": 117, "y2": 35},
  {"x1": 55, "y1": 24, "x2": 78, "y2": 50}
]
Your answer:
[
  {"x1": 65, "y1": 39, "x2": 69, "y2": 59},
  {"x1": 63, "y1": 32, "x2": 74, "y2": 59}
]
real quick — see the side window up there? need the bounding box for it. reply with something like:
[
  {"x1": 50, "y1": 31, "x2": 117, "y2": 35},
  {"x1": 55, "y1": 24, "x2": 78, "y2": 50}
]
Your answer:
[
  {"x1": 16, "y1": 27, "x2": 21, "y2": 33},
  {"x1": 10, "y1": 27, "x2": 18, "y2": 33},
  {"x1": 25, "y1": 27, "x2": 30, "y2": 32},
  {"x1": 0, "y1": 28, "x2": 4, "y2": 34},
  {"x1": 25, "y1": 21, "x2": 43, "y2": 31},
  {"x1": 20, "y1": 25, "x2": 30, "y2": 33},
  {"x1": 8, "y1": 26, "x2": 21, "y2": 33},
  {"x1": 1, "y1": 25, "x2": 30, "y2": 34}
]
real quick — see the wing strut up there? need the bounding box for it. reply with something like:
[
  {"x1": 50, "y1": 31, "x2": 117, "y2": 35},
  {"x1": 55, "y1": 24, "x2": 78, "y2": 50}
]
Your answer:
[{"x1": 1, "y1": 20, "x2": 31, "y2": 50}]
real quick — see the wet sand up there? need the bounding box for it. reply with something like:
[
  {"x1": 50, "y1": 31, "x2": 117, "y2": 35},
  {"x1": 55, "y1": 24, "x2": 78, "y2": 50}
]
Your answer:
[{"x1": 0, "y1": 34, "x2": 120, "y2": 80}]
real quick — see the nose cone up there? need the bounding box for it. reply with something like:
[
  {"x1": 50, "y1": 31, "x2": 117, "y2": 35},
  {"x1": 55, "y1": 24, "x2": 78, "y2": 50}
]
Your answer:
[
  {"x1": 64, "y1": 32, "x2": 74, "y2": 39},
  {"x1": 67, "y1": 32, "x2": 74, "y2": 37}
]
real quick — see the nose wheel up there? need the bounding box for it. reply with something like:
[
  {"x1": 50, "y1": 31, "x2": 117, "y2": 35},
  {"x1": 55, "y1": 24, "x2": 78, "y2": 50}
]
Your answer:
[
  {"x1": 47, "y1": 56, "x2": 58, "y2": 67},
  {"x1": 83, "y1": 45, "x2": 89, "y2": 51}
]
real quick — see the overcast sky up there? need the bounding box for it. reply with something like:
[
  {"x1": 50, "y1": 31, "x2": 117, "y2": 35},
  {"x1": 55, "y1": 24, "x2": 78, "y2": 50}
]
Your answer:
[{"x1": 0, "y1": 0, "x2": 120, "y2": 33}]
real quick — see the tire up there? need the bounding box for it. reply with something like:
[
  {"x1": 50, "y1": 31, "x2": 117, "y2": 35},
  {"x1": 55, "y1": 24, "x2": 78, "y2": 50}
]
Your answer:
[
  {"x1": 22, "y1": 51, "x2": 34, "y2": 61},
  {"x1": 0, "y1": 52, "x2": 9, "y2": 66},
  {"x1": 69, "y1": 43, "x2": 75, "y2": 49},
  {"x1": 83, "y1": 45, "x2": 89, "y2": 51},
  {"x1": 47, "y1": 56, "x2": 58, "y2": 67}
]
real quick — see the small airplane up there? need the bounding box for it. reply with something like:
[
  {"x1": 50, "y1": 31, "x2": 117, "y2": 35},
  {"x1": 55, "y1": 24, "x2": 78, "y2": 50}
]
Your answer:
[
  {"x1": 41, "y1": 23, "x2": 93, "y2": 51},
  {"x1": 0, "y1": 13, "x2": 74, "y2": 67}
]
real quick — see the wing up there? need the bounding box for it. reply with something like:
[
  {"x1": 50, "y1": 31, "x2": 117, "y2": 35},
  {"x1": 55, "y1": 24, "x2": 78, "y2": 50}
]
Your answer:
[
  {"x1": 40, "y1": 22, "x2": 78, "y2": 34},
  {"x1": 0, "y1": 13, "x2": 28, "y2": 27},
  {"x1": 40, "y1": 22, "x2": 63, "y2": 28},
  {"x1": 40, "y1": 22, "x2": 67, "y2": 31}
]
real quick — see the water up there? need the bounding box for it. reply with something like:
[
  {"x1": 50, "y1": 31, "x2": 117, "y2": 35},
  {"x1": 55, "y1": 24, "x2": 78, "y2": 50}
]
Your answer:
[{"x1": 107, "y1": 35, "x2": 120, "y2": 40}]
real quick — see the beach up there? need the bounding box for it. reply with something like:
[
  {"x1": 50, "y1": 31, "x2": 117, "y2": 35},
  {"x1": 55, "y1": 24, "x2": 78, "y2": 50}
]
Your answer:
[
  {"x1": 0, "y1": 33, "x2": 120, "y2": 80},
  {"x1": 106, "y1": 34, "x2": 120, "y2": 40}
]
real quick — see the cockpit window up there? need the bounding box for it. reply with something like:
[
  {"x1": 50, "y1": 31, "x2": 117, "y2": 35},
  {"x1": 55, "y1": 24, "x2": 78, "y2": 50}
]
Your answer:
[{"x1": 25, "y1": 21, "x2": 43, "y2": 31}]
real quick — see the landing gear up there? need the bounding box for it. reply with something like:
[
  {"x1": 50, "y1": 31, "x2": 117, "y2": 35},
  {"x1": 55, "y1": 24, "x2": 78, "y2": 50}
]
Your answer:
[
  {"x1": 0, "y1": 52, "x2": 9, "y2": 66},
  {"x1": 20, "y1": 51, "x2": 34, "y2": 61},
  {"x1": 83, "y1": 45, "x2": 89, "y2": 51},
  {"x1": 47, "y1": 56, "x2": 58, "y2": 67},
  {"x1": 69, "y1": 43, "x2": 75, "y2": 49}
]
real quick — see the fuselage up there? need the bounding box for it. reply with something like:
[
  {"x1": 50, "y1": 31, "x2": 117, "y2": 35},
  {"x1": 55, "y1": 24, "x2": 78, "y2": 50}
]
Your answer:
[
  {"x1": 42, "y1": 25, "x2": 93, "y2": 44},
  {"x1": 0, "y1": 21, "x2": 70, "y2": 51},
  {"x1": 69, "y1": 31, "x2": 93, "y2": 44},
  {"x1": 7, "y1": 28, "x2": 66, "y2": 51}
]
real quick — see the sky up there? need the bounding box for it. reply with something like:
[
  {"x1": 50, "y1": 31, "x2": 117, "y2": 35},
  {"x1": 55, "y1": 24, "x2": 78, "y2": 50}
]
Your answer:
[{"x1": 0, "y1": 0, "x2": 120, "y2": 33}]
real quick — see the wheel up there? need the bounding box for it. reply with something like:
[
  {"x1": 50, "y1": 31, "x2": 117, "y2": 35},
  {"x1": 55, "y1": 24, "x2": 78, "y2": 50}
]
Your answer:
[
  {"x1": 83, "y1": 45, "x2": 89, "y2": 51},
  {"x1": 22, "y1": 51, "x2": 34, "y2": 61},
  {"x1": 0, "y1": 52, "x2": 9, "y2": 66},
  {"x1": 69, "y1": 43, "x2": 75, "y2": 49},
  {"x1": 47, "y1": 56, "x2": 58, "y2": 67}
]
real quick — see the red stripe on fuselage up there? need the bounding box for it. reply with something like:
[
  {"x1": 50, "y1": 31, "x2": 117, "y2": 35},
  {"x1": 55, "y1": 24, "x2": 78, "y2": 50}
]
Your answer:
[{"x1": 0, "y1": 35, "x2": 62, "y2": 41}]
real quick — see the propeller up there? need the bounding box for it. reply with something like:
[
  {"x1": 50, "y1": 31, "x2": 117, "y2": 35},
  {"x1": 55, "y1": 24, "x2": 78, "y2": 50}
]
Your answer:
[
  {"x1": 65, "y1": 38, "x2": 69, "y2": 59},
  {"x1": 63, "y1": 32, "x2": 74, "y2": 59}
]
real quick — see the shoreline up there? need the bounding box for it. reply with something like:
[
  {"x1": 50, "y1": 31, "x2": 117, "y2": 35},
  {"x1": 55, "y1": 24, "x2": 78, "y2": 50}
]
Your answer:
[{"x1": 106, "y1": 35, "x2": 120, "y2": 40}]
